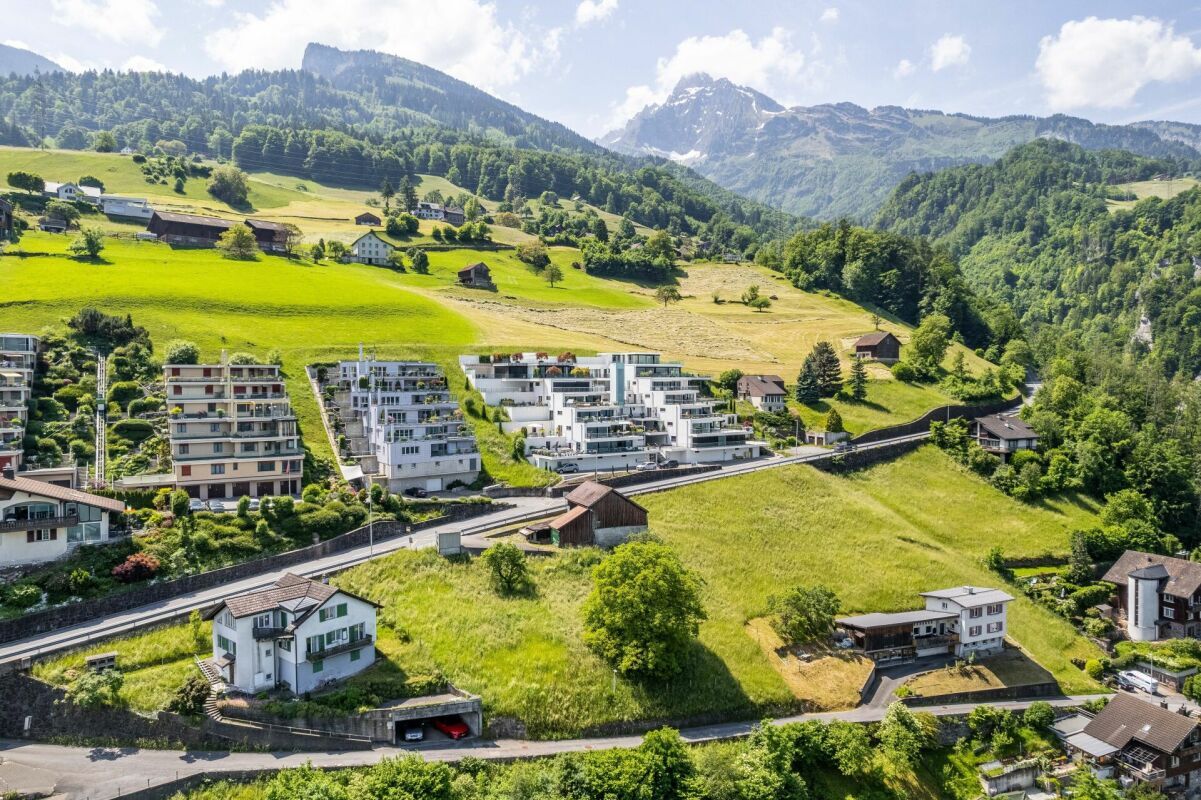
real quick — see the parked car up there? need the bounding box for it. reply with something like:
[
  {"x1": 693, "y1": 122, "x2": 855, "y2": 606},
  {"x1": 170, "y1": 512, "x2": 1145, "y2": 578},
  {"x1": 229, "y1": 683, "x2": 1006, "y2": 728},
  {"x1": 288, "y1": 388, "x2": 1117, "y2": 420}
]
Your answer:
[
  {"x1": 403, "y1": 724, "x2": 424, "y2": 742},
  {"x1": 404, "y1": 487, "x2": 428, "y2": 498},
  {"x1": 246, "y1": 498, "x2": 261, "y2": 512},
  {"x1": 188, "y1": 498, "x2": 205, "y2": 513},
  {"x1": 556, "y1": 463, "x2": 580, "y2": 474},
  {"x1": 206, "y1": 499, "x2": 231, "y2": 513},
  {"x1": 658, "y1": 459, "x2": 679, "y2": 469},
  {"x1": 1118, "y1": 670, "x2": 1159, "y2": 695},
  {"x1": 635, "y1": 461, "x2": 658, "y2": 471},
  {"x1": 833, "y1": 442, "x2": 857, "y2": 453},
  {"x1": 432, "y1": 716, "x2": 469, "y2": 740}
]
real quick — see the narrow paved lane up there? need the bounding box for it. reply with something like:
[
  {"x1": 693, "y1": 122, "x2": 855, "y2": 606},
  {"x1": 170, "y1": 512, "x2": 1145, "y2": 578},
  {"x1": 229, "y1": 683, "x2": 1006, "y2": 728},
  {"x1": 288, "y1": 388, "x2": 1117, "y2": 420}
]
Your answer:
[{"x1": 0, "y1": 693, "x2": 1100, "y2": 800}]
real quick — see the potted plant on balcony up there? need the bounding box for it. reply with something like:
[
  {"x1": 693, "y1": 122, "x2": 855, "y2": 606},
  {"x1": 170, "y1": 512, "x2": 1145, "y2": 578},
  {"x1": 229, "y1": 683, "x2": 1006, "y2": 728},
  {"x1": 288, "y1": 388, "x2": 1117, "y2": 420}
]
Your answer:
[
  {"x1": 216, "y1": 408, "x2": 226, "y2": 418},
  {"x1": 170, "y1": 406, "x2": 182, "y2": 417}
]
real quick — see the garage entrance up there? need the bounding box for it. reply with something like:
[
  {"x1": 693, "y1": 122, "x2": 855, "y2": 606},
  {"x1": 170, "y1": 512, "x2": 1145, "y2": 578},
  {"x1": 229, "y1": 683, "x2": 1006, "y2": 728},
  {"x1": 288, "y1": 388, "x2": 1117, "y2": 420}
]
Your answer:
[{"x1": 363, "y1": 691, "x2": 483, "y2": 744}]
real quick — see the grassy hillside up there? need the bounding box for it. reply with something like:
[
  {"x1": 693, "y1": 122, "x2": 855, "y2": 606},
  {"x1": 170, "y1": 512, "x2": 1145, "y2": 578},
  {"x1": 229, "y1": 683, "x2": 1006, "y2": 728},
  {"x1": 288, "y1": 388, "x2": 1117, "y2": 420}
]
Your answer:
[{"x1": 34, "y1": 447, "x2": 1102, "y2": 736}]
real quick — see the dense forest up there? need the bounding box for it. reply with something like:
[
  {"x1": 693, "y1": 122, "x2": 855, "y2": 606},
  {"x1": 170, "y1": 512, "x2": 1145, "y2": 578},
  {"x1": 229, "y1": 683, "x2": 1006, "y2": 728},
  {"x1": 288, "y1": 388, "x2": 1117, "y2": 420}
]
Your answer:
[{"x1": 0, "y1": 68, "x2": 795, "y2": 247}]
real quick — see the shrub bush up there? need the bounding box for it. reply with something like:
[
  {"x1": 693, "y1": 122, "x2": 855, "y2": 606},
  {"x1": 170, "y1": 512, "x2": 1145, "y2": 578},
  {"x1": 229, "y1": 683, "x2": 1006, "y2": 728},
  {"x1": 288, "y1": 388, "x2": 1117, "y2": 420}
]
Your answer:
[
  {"x1": 112, "y1": 552, "x2": 160, "y2": 583},
  {"x1": 5, "y1": 583, "x2": 43, "y2": 608},
  {"x1": 112, "y1": 418, "x2": 155, "y2": 442}
]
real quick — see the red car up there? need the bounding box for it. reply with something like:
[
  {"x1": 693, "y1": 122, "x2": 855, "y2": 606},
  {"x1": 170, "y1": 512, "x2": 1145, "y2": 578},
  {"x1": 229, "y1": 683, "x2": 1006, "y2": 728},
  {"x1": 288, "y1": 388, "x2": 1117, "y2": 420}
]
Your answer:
[{"x1": 432, "y1": 716, "x2": 470, "y2": 740}]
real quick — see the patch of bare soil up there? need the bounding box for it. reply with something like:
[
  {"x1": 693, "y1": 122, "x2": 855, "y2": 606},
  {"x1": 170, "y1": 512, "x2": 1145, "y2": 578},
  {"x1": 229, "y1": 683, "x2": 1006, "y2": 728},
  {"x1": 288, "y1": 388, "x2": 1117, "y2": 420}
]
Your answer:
[
  {"x1": 746, "y1": 617, "x2": 875, "y2": 711},
  {"x1": 445, "y1": 296, "x2": 772, "y2": 362}
]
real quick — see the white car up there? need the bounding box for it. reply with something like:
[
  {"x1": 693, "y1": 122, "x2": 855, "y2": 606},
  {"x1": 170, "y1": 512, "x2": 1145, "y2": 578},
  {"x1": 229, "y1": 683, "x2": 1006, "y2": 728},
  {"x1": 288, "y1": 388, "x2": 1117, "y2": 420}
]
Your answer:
[
  {"x1": 187, "y1": 498, "x2": 205, "y2": 513},
  {"x1": 403, "y1": 724, "x2": 424, "y2": 742},
  {"x1": 246, "y1": 498, "x2": 261, "y2": 512},
  {"x1": 635, "y1": 461, "x2": 659, "y2": 471},
  {"x1": 206, "y1": 499, "x2": 231, "y2": 513}
]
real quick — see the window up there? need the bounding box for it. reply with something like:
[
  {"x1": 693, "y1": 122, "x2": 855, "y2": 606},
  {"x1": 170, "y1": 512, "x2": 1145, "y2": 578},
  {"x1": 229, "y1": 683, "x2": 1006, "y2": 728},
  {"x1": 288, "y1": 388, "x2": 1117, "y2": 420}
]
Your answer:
[
  {"x1": 258, "y1": 461, "x2": 276, "y2": 472},
  {"x1": 312, "y1": 659, "x2": 324, "y2": 673},
  {"x1": 986, "y1": 622, "x2": 1002, "y2": 634},
  {"x1": 210, "y1": 423, "x2": 220, "y2": 432},
  {"x1": 969, "y1": 608, "x2": 983, "y2": 618},
  {"x1": 986, "y1": 604, "x2": 1003, "y2": 615},
  {"x1": 969, "y1": 626, "x2": 982, "y2": 637},
  {"x1": 278, "y1": 639, "x2": 291, "y2": 652},
  {"x1": 31, "y1": 529, "x2": 54, "y2": 541},
  {"x1": 253, "y1": 613, "x2": 272, "y2": 628},
  {"x1": 350, "y1": 649, "x2": 361, "y2": 662},
  {"x1": 219, "y1": 610, "x2": 234, "y2": 628},
  {"x1": 213, "y1": 442, "x2": 224, "y2": 454},
  {"x1": 181, "y1": 465, "x2": 191, "y2": 477},
  {"x1": 211, "y1": 464, "x2": 225, "y2": 475},
  {"x1": 217, "y1": 635, "x2": 236, "y2": 655},
  {"x1": 179, "y1": 443, "x2": 190, "y2": 455},
  {"x1": 1165, "y1": 607, "x2": 1176, "y2": 620},
  {"x1": 319, "y1": 603, "x2": 348, "y2": 622}
]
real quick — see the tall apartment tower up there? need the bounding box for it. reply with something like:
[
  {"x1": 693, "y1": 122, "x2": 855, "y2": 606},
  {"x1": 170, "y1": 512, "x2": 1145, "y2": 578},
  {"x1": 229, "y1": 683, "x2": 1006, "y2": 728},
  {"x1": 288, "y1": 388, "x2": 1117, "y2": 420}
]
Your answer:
[
  {"x1": 165, "y1": 358, "x2": 302, "y2": 500},
  {"x1": 0, "y1": 333, "x2": 39, "y2": 473}
]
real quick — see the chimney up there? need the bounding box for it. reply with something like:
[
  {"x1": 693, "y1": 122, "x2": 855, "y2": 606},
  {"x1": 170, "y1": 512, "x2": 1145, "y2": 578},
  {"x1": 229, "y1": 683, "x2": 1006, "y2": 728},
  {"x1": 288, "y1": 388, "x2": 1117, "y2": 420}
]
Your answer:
[{"x1": 1, "y1": 465, "x2": 13, "y2": 480}]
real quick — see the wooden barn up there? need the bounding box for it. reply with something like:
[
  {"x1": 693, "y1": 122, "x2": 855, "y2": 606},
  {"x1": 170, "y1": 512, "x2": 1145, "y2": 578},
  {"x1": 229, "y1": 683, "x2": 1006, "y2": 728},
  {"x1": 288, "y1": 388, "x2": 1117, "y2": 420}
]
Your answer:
[
  {"x1": 457, "y1": 262, "x2": 496, "y2": 290},
  {"x1": 243, "y1": 219, "x2": 290, "y2": 252},
  {"x1": 147, "y1": 210, "x2": 233, "y2": 246},
  {"x1": 354, "y1": 211, "x2": 382, "y2": 226},
  {"x1": 853, "y1": 331, "x2": 902, "y2": 363},
  {"x1": 0, "y1": 197, "x2": 12, "y2": 239},
  {"x1": 545, "y1": 481, "x2": 648, "y2": 547}
]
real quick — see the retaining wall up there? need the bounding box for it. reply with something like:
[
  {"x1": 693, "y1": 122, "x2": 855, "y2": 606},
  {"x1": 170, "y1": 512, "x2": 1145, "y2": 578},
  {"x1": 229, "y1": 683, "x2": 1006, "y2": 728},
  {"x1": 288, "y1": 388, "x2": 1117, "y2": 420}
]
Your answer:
[
  {"x1": 0, "y1": 502, "x2": 507, "y2": 646},
  {"x1": 900, "y1": 681, "x2": 1062, "y2": 707},
  {"x1": 849, "y1": 398, "x2": 1019, "y2": 446}
]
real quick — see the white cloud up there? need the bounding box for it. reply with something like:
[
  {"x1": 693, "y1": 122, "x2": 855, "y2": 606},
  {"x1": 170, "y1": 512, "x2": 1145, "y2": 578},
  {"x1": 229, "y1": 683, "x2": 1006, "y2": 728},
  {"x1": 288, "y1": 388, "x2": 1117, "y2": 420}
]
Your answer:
[
  {"x1": 929, "y1": 33, "x2": 970, "y2": 71},
  {"x1": 820, "y1": 7, "x2": 839, "y2": 23},
  {"x1": 122, "y1": 55, "x2": 169, "y2": 72},
  {"x1": 893, "y1": 58, "x2": 915, "y2": 79},
  {"x1": 50, "y1": 53, "x2": 93, "y2": 73},
  {"x1": 1037, "y1": 16, "x2": 1201, "y2": 110},
  {"x1": 49, "y1": 0, "x2": 162, "y2": 46},
  {"x1": 2, "y1": 40, "x2": 32, "y2": 51},
  {"x1": 575, "y1": 0, "x2": 617, "y2": 27},
  {"x1": 204, "y1": 0, "x2": 542, "y2": 94},
  {"x1": 609, "y1": 27, "x2": 813, "y2": 128}
]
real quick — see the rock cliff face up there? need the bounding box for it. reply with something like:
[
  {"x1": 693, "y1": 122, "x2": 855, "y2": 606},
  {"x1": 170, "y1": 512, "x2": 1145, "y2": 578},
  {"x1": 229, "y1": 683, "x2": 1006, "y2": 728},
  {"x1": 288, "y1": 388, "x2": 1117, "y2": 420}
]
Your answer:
[{"x1": 601, "y1": 73, "x2": 1201, "y2": 220}]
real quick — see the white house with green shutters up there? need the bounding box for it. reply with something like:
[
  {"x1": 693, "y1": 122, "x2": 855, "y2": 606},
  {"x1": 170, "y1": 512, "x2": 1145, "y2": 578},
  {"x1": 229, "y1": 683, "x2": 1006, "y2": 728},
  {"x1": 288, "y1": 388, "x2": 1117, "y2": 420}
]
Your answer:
[{"x1": 204, "y1": 573, "x2": 379, "y2": 695}]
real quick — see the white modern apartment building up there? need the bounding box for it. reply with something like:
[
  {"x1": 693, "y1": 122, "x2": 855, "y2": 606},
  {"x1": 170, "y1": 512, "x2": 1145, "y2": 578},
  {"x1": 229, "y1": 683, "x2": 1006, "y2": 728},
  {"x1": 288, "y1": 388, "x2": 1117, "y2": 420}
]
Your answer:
[
  {"x1": 0, "y1": 334, "x2": 38, "y2": 473},
  {"x1": 460, "y1": 351, "x2": 761, "y2": 472},
  {"x1": 204, "y1": 573, "x2": 379, "y2": 695},
  {"x1": 332, "y1": 351, "x2": 479, "y2": 492},
  {"x1": 165, "y1": 361, "x2": 303, "y2": 500}
]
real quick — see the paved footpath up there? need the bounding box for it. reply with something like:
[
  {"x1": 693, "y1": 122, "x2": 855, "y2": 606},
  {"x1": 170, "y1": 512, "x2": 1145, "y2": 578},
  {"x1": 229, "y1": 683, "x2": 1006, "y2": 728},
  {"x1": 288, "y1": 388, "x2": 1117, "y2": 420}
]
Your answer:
[{"x1": 0, "y1": 694, "x2": 1099, "y2": 800}]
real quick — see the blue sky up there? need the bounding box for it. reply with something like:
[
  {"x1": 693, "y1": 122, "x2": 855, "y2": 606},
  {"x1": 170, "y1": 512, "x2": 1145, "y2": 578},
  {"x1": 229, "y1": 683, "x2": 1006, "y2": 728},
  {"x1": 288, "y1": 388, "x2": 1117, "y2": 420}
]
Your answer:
[{"x1": 5, "y1": 1, "x2": 1201, "y2": 136}]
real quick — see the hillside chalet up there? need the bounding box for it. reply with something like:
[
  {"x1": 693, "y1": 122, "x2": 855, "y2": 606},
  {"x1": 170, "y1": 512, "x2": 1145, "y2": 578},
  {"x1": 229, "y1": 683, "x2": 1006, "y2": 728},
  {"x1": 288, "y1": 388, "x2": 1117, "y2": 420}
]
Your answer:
[
  {"x1": 1102, "y1": 550, "x2": 1201, "y2": 642},
  {"x1": 147, "y1": 210, "x2": 233, "y2": 246},
  {"x1": 530, "y1": 481, "x2": 648, "y2": 547},
  {"x1": 354, "y1": 212, "x2": 381, "y2": 226},
  {"x1": 854, "y1": 331, "x2": 902, "y2": 362},
  {"x1": 458, "y1": 262, "x2": 496, "y2": 290},
  {"x1": 970, "y1": 414, "x2": 1039, "y2": 459},
  {"x1": 0, "y1": 467, "x2": 126, "y2": 568},
  {"x1": 737, "y1": 374, "x2": 787, "y2": 412}
]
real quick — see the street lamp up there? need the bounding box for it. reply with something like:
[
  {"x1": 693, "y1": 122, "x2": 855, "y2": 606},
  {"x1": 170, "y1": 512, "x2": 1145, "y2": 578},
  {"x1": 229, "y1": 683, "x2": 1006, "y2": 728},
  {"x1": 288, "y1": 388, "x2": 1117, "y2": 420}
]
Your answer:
[{"x1": 367, "y1": 486, "x2": 374, "y2": 557}]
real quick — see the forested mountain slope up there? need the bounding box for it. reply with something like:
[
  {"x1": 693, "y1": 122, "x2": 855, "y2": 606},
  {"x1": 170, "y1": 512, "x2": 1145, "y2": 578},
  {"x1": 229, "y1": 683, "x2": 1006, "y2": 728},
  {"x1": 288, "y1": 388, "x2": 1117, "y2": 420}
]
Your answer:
[
  {"x1": 603, "y1": 73, "x2": 1201, "y2": 220},
  {"x1": 0, "y1": 43, "x2": 61, "y2": 77}
]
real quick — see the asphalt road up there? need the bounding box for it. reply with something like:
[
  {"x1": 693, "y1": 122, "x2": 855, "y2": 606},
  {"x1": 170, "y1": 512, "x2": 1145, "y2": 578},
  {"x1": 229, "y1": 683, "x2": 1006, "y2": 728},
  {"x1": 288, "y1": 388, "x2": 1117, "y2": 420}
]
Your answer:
[
  {"x1": 0, "y1": 692, "x2": 1100, "y2": 800},
  {"x1": 0, "y1": 436, "x2": 918, "y2": 667}
]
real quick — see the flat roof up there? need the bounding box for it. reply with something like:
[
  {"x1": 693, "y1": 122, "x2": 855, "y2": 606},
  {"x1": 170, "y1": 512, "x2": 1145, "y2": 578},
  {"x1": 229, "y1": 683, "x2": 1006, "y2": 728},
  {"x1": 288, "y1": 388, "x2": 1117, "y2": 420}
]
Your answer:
[
  {"x1": 1064, "y1": 731, "x2": 1119, "y2": 758},
  {"x1": 837, "y1": 609, "x2": 957, "y2": 629},
  {"x1": 920, "y1": 586, "x2": 1014, "y2": 607}
]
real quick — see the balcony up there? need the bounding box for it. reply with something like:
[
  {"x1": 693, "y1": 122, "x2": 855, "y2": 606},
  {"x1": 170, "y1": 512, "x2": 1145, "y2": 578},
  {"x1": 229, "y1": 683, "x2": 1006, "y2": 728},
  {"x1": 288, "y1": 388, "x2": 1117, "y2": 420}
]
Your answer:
[
  {"x1": 1116, "y1": 748, "x2": 1166, "y2": 781},
  {"x1": 0, "y1": 514, "x2": 79, "y2": 533},
  {"x1": 307, "y1": 634, "x2": 373, "y2": 661},
  {"x1": 253, "y1": 626, "x2": 286, "y2": 640}
]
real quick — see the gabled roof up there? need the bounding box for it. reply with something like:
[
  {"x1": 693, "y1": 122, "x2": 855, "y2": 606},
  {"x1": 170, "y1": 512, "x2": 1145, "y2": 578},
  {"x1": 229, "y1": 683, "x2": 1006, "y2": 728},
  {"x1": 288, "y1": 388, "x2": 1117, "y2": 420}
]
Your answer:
[
  {"x1": 974, "y1": 414, "x2": 1038, "y2": 440},
  {"x1": 738, "y1": 374, "x2": 787, "y2": 397},
  {"x1": 350, "y1": 230, "x2": 394, "y2": 249},
  {"x1": 206, "y1": 573, "x2": 380, "y2": 621},
  {"x1": 1102, "y1": 551, "x2": 1201, "y2": 598},
  {"x1": 150, "y1": 210, "x2": 234, "y2": 228},
  {"x1": 564, "y1": 480, "x2": 647, "y2": 512},
  {"x1": 1084, "y1": 693, "x2": 1198, "y2": 754},
  {"x1": 549, "y1": 505, "x2": 589, "y2": 531},
  {"x1": 244, "y1": 219, "x2": 290, "y2": 233},
  {"x1": 354, "y1": 211, "x2": 381, "y2": 221},
  {"x1": 919, "y1": 586, "x2": 1013, "y2": 608},
  {"x1": 0, "y1": 475, "x2": 125, "y2": 512},
  {"x1": 855, "y1": 331, "x2": 899, "y2": 347},
  {"x1": 458, "y1": 261, "x2": 489, "y2": 277}
]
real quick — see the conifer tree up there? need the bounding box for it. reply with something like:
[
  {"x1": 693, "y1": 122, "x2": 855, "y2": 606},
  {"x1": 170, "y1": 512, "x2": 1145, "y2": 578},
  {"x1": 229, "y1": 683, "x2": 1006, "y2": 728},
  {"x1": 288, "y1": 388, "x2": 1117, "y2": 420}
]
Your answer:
[
  {"x1": 849, "y1": 357, "x2": 868, "y2": 401},
  {"x1": 795, "y1": 363, "x2": 820, "y2": 404}
]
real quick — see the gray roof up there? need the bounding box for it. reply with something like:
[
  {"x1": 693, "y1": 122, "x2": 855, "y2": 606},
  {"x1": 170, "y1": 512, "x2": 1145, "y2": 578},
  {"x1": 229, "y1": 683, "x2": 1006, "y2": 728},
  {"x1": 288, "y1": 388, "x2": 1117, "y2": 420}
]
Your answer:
[
  {"x1": 920, "y1": 586, "x2": 1014, "y2": 607},
  {"x1": 737, "y1": 375, "x2": 787, "y2": 397},
  {"x1": 150, "y1": 210, "x2": 234, "y2": 228},
  {"x1": 1084, "y1": 693, "x2": 1198, "y2": 754},
  {"x1": 1102, "y1": 551, "x2": 1201, "y2": 598},
  {"x1": 1064, "y1": 731, "x2": 1119, "y2": 758},
  {"x1": 855, "y1": 331, "x2": 899, "y2": 346},
  {"x1": 974, "y1": 414, "x2": 1038, "y2": 440},
  {"x1": 0, "y1": 475, "x2": 125, "y2": 512},
  {"x1": 837, "y1": 609, "x2": 956, "y2": 629}
]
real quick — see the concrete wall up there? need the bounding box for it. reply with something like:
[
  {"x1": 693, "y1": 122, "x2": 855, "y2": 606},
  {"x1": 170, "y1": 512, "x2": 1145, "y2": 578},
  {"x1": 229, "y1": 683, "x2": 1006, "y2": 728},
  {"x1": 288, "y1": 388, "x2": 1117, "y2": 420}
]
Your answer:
[
  {"x1": 901, "y1": 681, "x2": 1061, "y2": 707},
  {"x1": 849, "y1": 398, "x2": 1019, "y2": 446},
  {"x1": 0, "y1": 501, "x2": 508, "y2": 646}
]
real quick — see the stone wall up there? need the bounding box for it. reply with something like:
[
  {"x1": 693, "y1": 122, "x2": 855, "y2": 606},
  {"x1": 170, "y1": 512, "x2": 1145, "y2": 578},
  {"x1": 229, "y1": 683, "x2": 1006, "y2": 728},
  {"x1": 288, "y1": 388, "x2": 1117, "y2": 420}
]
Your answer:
[
  {"x1": 900, "y1": 681, "x2": 1061, "y2": 707},
  {"x1": 0, "y1": 501, "x2": 507, "y2": 646},
  {"x1": 809, "y1": 437, "x2": 925, "y2": 473},
  {"x1": 849, "y1": 398, "x2": 1020, "y2": 446}
]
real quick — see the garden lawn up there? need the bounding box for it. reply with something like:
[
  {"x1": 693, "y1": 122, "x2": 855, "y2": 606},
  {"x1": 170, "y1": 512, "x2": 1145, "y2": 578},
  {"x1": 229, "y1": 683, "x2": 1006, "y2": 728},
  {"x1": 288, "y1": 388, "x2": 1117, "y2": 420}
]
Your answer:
[{"x1": 32, "y1": 621, "x2": 210, "y2": 713}]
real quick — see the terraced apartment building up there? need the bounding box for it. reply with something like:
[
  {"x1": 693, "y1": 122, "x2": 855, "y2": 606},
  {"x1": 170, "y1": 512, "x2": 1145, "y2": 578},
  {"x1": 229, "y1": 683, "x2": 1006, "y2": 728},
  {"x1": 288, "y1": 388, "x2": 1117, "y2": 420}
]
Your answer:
[
  {"x1": 460, "y1": 351, "x2": 761, "y2": 472},
  {"x1": 165, "y1": 361, "x2": 303, "y2": 500},
  {"x1": 329, "y1": 351, "x2": 479, "y2": 493},
  {"x1": 0, "y1": 333, "x2": 38, "y2": 473}
]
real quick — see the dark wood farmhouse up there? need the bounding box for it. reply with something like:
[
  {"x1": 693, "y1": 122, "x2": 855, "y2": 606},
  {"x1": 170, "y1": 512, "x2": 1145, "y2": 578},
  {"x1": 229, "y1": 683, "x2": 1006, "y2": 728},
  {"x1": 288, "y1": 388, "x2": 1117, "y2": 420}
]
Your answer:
[
  {"x1": 354, "y1": 212, "x2": 382, "y2": 226},
  {"x1": 854, "y1": 331, "x2": 901, "y2": 362},
  {"x1": 1102, "y1": 550, "x2": 1201, "y2": 642},
  {"x1": 147, "y1": 210, "x2": 233, "y2": 246},
  {"x1": 836, "y1": 609, "x2": 956, "y2": 662},
  {"x1": 541, "y1": 481, "x2": 648, "y2": 547},
  {"x1": 458, "y1": 262, "x2": 496, "y2": 290},
  {"x1": 970, "y1": 414, "x2": 1039, "y2": 459},
  {"x1": 1065, "y1": 693, "x2": 1201, "y2": 793},
  {"x1": 0, "y1": 197, "x2": 12, "y2": 239},
  {"x1": 444, "y1": 206, "x2": 466, "y2": 226},
  {"x1": 244, "y1": 219, "x2": 290, "y2": 253}
]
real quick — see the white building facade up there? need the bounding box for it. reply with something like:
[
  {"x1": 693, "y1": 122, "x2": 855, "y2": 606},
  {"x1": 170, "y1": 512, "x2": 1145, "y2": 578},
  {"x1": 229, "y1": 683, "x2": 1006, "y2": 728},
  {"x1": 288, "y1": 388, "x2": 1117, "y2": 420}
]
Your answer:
[
  {"x1": 165, "y1": 361, "x2": 303, "y2": 500},
  {"x1": 0, "y1": 469, "x2": 125, "y2": 567},
  {"x1": 460, "y1": 351, "x2": 761, "y2": 472},
  {"x1": 206, "y1": 573, "x2": 378, "y2": 695},
  {"x1": 920, "y1": 586, "x2": 1013, "y2": 657},
  {"x1": 348, "y1": 231, "x2": 395, "y2": 265},
  {"x1": 44, "y1": 182, "x2": 100, "y2": 204},
  {"x1": 333, "y1": 352, "x2": 479, "y2": 492},
  {"x1": 99, "y1": 195, "x2": 154, "y2": 220},
  {"x1": 0, "y1": 333, "x2": 38, "y2": 473}
]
